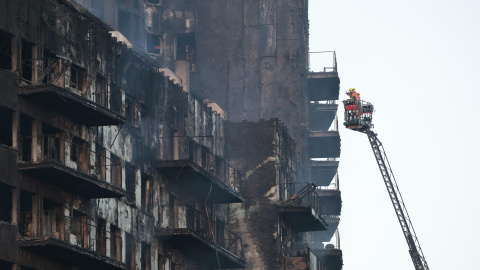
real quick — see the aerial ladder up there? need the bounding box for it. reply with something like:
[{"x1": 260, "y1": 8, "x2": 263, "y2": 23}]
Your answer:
[{"x1": 343, "y1": 93, "x2": 430, "y2": 270}]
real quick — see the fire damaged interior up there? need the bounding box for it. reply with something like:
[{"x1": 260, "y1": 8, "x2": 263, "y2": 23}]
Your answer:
[{"x1": 0, "y1": 0, "x2": 343, "y2": 269}]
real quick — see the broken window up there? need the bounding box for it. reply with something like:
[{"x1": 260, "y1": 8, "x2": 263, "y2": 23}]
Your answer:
[
  {"x1": 110, "y1": 224, "x2": 122, "y2": 261},
  {"x1": 146, "y1": 34, "x2": 160, "y2": 54},
  {"x1": 0, "y1": 31, "x2": 12, "y2": 70},
  {"x1": 0, "y1": 183, "x2": 12, "y2": 223},
  {"x1": 141, "y1": 242, "x2": 151, "y2": 270},
  {"x1": 95, "y1": 143, "x2": 107, "y2": 181},
  {"x1": 0, "y1": 106, "x2": 12, "y2": 147},
  {"x1": 42, "y1": 123, "x2": 63, "y2": 162},
  {"x1": 141, "y1": 173, "x2": 153, "y2": 213},
  {"x1": 42, "y1": 49, "x2": 59, "y2": 85},
  {"x1": 71, "y1": 136, "x2": 89, "y2": 173},
  {"x1": 110, "y1": 84, "x2": 123, "y2": 113},
  {"x1": 95, "y1": 74, "x2": 108, "y2": 107},
  {"x1": 118, "y1": 11, "x2": 133, "y2": 41},
  {"x1": 126, "y1": 164, "x2": 136, "y2": 203},
  {"x1": 175, "y1": 34, "x2": 195, "y2": 71},
  {"x1": 125, "y1": 233, "x2": 136, "y2": 270},
  {"x1": 96, "y1": 217, "x2": 107, "y2": 255},
  {"x1": 110, "y1": 153, "x2": 122, "y2": 188},
  {"x1": 71, "y1": 210, "x2": 88, "y2": 248},
  {"x1": 42, "y1": 198, "x2": 64, "y2": 239},
  {"x1": 20, "y1": 190, "x2": 33, "y2": 237},
  {"x1": 70, "y1": 64, "x2": 87, "y2": 93},
  {"x1": 21, "y1": 39, "x2": 34, "y2": 81},
  {"x1": 20, "y1": 114, "x2": 33, "y2": 162}
]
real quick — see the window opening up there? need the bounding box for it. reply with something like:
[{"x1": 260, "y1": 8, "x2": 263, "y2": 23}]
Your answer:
[
  {"x1": 21, "y1": 39, "x2": 33, "y2": 81},
  {"x1": 110, "y1": 153, "x2": 122, "y2": 188},
  {"x1": 146, "y1": 34, "x2": 160, "y2": 54},
  {"x1": 175, "y1": 34, "x2": 195, "y2": 71},
  {"x1": 110, "y1": 224, "x2": 122, "y2": 261},
  {"x1": 125, "y1": 233, "x2": 135, "y2": 270},
  {"x1": 141, "y1": 173, "x2": 152, "y2": 213},
  {"x1": 71, "y1": 210, "x2": 88, "y2": 248},
  {"x1": 118, "y1": 11, "x2": 133, "y2": 40},
  {"x1": 0, "y1": 31, "x2": 12, "y2": 70},
  {"x1": 20, "y1": 190, "x2": 33, "y2": 237},
  {"x1": 0, "y1": 183, "x2": 12, "y2": 223},
  {"x1": 71, "y1": 136, "x2": 89, "y2": 173},
  {"x1": 20, "y1": 114, "x2": 32, "y2": 162},
  {"x1": 0, "y1": 106, "x2": 12, "y2": 147},
  {"x1": 70, "y1": 64, "x2": 87, "y2": 93},
  {"x1": 95, "y1": 143, "x2": 107, "y2": 181},
  {"x1": 141, "y1": 242, "x2": 151, "y2": 270},
  {"x1": 96, "y1": 217, "x2": 107, "y2": 255},
  {"x1": 126, "y1": 164, "x2": 136, "y2": 203}
]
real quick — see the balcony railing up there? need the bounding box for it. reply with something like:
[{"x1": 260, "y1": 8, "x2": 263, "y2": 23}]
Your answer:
[
  {"x1": 286, "y1": 244, "x2": 327, "y2": 270},
  {"x1": 20, "y1": 57, "x2": 124, "y2": 116},
  {"x1": 19, "y1": 211, "x2": 122, "y2": 262},
  {"x1": 20, "y1": 135, "x2": 123, "y2": 190},
  {"x1": 285, "y1": 184, "x2": 326, "y2": 219},
  {"x1": 309, "y1": 51, "x2": 337, "y2": 73},
  {"x1": 161, "y1": 136, "x2": 242, "y2": 192},
  {"x1": 171, "y1": 204, "x2": 244, "y2": 259}
]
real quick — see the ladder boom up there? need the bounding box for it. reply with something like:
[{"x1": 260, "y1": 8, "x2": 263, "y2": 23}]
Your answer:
[{"x1": 366, "y1": 130, "x2": 429, "y2": 270}]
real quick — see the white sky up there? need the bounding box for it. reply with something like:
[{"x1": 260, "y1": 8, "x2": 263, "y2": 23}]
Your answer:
[{"x1": 309, "y1": 0, "x2": 480, "y2": 269}]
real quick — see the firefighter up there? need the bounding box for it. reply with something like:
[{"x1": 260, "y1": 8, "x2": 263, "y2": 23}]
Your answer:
[{"x1": 345, "y1": 88, "x2": 360, "y2": 120}]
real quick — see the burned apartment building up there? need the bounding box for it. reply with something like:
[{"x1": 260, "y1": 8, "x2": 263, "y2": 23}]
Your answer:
[{"x1": 0, "y1": 0, "x2": 342, "y2": 269}]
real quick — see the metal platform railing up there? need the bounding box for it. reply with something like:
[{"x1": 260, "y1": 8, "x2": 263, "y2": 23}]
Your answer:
[
  {"x1": 283, "y1": 184, "x2": 326, "y2": 219},
  {"x1": 175, "y1": 204, "x2": 244, "y2": 259},
  {"x1": 309, "y1": 51, "x2": 337, "y2": 73},
  {"x1": 287, "y1": 244, "x2": 327, "y2": 270},
  {"x1": 19, "y1": 211, "x2": 122, "y2": 261},
  {"x1": 160, "y1": 136, "x2": 242, "y2": 191},
  {"x1": 20, "y1": 135, "x2": 123, "y2": 189}
]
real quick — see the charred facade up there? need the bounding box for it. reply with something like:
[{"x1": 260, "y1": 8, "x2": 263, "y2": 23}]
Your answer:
[{"x1": 0, "y1": 0, "x2": 342, "y2": 270}]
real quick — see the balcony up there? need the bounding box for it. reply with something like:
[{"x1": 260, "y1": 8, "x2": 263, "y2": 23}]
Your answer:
[
  {"x1": 311, "y1": 216, "x2": 340, "y2": 244},
  {"x1": 18, "y1": 211, "x2": 125, "y2": 270},
  {"x1": 156, "y1": 204, "x2": 246, "y2": 269},
  {"x1": 284, "y1": 244, "x2": 327, "y2": 270},
  {"x1": 309, "y1": 102, "x2": 338, "y2": 131},
  {"x1": 278, "y1": 184, "x2": 327, "y2": 232},
  {"x1": 317, "y1": 176, "x2": 342, "y2": 216},
  {"x1": 311, "y1": 230, "x2": 343, "y2": 270},
  {"x1": 310, "y1": 159, "x2": 339, "y2": 186},
  {"x1": 309, "y1": 131, "x2": 340, "y2": 158},
  {"x1": 307, "y1": 52, "x2": 340, "y2": 102},
  {"x1": 156, "y1": 136, "x2": 244, "y2": 203},
  {"x1": 18, "y1": 59, "x2": 125, "y2": 126},
  {"x1": 19, "y1": 135, "x2": 125, "y2": 198}
]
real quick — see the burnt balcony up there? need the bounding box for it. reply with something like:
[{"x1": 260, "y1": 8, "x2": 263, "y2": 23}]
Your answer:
[
  {"x1": 308, "y1": 52, "x2": 340, "y2": 102},
  {"x1": 310, "y1": 159, "x2": 339, "y2": 186},
  {"x1": 309, "y1": 102, "x2": 338, "y2": 131},
  {"x1": 156, "y1": 136, "x2": 244, "y2": 203},
  {"x1": 19, "y1": 135, "x2": 125, "y2": 198},
  {"x1": 156, "y1": 204, "x2": 246, "y2": 269},
  {"x1": 311, "y1": 216, "x2": 340, "y2": 244},
  {"x1": 311, "y1": 230, "x2": 343, "y2": 270},
  {"x1": 309, "y1": 131, "x2": 340, "y2": 158},
  {"x1": 284, "y1": 244, "x2": 327, "y2": 270},
  {"x1": 18, "y1": 59, "x2": 125, "y2": 126},
  {"x1": 18, "y1": 211, "x2": 125, "y2": 270},
  {"x1": 316, "y1": 176, "x2": 342, "y2": 217},
  {"x1": 278, "y1": 184, "x2": 327, "y2": 232}
]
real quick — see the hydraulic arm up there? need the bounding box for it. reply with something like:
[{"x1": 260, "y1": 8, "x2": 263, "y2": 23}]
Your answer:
[{"x1": 343, "y1": 96, "x2": 429, "y2": 270}]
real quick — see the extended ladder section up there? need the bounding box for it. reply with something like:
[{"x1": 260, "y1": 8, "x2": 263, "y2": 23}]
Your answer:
[{"x1": 343, "y1": 98, "x2": 429, "y2": 270}]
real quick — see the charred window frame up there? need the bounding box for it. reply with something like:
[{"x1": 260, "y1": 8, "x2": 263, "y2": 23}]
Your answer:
[
  {"x1": 141, "y1": 242, "x2": 151, "y2": 270},
  {"x1": 0, "y1": 183, "x2": 12, "y2": 223},
  {"x1": 69, "y1": 64, "x2": 87, "y2": 93},
  {"x1": 125, "y1": 233, "x2": 136, "y2": 270},
  {"x1": 0, "y1": 31, "x2": 12, "y2": 70},
  {"x1": 146, "y1": 34, "x2": 160, "y2": 54},
  {"x1": 126, "y1": 164, "x2": 136, "y2": 203},
  {"x1": 21, "y1": 39, "x2": 34, "y2": 81},
  {"x1": 110, "y1": 224, "x2": 122, "y2": 261},
  {"x1": 19, "y1": 190, "x2": 33, "y2": 236},
  {"x1": 175, "y1": 34, "x2": 196, "y2": 71},
  {"x1": 110, "y1": 153, "x2": 122, "y2": 188},
  {"x1": 95, "y1": 74, "x2": 108, "y2": 107},
  {"x1": 96, "y1": 217, "x2": 107, "y2": 255},
  {"x1": 95, "y1": 143, "x2": 107, "y2": 181},
  {"x1": 71, "y1": 210, "x2": 89, "y2": 248},
  {"x1": 141, "y1": 173, "x2": 153, "y2": 213},
  {"x1": 71, "y1": 136, "x2": 90, "y2": 173},
  {"x1": 0, "y1": 106, "x2": 13, "y2": 147},
  {"x1": 20, "y1": 114, "x2": 33, "y2": 162}
]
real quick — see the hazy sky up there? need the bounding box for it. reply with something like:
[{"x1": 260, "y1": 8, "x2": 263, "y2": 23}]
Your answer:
[{"x1": 309, "y1": 0, "x2": 480, "y2": 269}]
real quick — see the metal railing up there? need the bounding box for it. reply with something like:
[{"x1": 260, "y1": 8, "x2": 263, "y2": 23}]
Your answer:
[
  {"x1": 309, "y1": 51, "x2": 337, "y2": 73},
  {"x1": 175, "y1": 204, "x2": 244, "y2": 259},
  {"x1": 287, "y1": 244, "x2": 327, "y2": 270},
  {"x1": 19, "y1": 211, "x2": 122, "y2": 261},
  {"x1": 20, "y1": 57, "x2": 124, "y2": 115},
  {"x1": 161, "y1": 136, "x2": 242, "y2": 191},
  {"x1": 20, "y1": 135, "x2": 123, "y2": 189},
  {"x1": 283, "y1": 184, "x2": 326, "y2": 219},
  {"x1": 319, "y1": 172, "x2": 340, "y2": 191}
]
